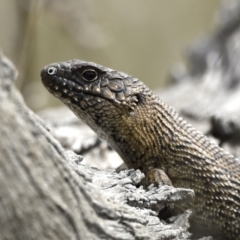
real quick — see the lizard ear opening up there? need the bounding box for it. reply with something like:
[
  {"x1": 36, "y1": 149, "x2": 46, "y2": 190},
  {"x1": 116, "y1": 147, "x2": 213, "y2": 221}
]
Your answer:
[{"x1": 135, "y1": 93, "x2": 145, "y2": 105}]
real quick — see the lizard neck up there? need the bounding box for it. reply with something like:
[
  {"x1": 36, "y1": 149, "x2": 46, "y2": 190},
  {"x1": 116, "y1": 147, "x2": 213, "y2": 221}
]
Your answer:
[{"x1": 102, "y1": 93, "x2": 169, "y2": 172}]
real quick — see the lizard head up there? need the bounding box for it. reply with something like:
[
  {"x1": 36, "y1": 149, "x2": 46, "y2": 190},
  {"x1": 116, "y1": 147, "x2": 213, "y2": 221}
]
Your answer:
[{"x1": 41, "y1": 60, "x2": 153, "y2": 140}]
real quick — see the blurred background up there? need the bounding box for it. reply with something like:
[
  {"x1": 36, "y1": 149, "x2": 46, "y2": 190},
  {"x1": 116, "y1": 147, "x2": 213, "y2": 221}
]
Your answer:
[{"x1": 0, "y1": 0, "x2": 221, "y2": 111}]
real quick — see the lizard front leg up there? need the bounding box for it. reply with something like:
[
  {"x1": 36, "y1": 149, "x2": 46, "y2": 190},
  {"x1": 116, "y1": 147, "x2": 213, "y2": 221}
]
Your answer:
[{"x1": 143, "y1": 168, "x2": 172, "y2": 187}]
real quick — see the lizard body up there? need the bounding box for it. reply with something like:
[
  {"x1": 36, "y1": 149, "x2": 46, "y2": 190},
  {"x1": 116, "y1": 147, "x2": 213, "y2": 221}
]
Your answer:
[{"x1": 41, "y1": 60, "x2": 240, "y2": 239}]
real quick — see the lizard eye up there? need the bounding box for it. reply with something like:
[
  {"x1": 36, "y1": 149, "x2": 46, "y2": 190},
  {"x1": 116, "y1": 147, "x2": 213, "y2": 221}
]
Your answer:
[{"x1": 81, "y1": 69, "x2": 98, "y2": 82}]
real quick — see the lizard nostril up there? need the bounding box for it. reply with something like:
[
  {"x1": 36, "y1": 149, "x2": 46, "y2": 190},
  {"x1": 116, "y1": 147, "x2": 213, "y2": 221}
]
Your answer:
[{"x1": 47, "y1": 67, "x2": 57, "y2": 75}]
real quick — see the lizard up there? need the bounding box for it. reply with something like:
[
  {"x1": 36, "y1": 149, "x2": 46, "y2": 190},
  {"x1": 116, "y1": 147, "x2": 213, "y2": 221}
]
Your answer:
[{"x1": 41, "y1": 59, "x2": 240, "y2": 239}]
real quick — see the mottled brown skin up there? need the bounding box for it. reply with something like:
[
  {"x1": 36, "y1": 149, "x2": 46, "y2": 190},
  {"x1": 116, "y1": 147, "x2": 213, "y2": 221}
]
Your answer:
[{"x1": 41, "y1": 60, "x2": 240, "y2": 239}]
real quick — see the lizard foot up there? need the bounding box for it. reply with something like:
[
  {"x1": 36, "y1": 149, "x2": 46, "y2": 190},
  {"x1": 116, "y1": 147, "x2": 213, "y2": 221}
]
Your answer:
[{"x1": 143, "y1": 168, "x2": 172, "y2": 187}]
